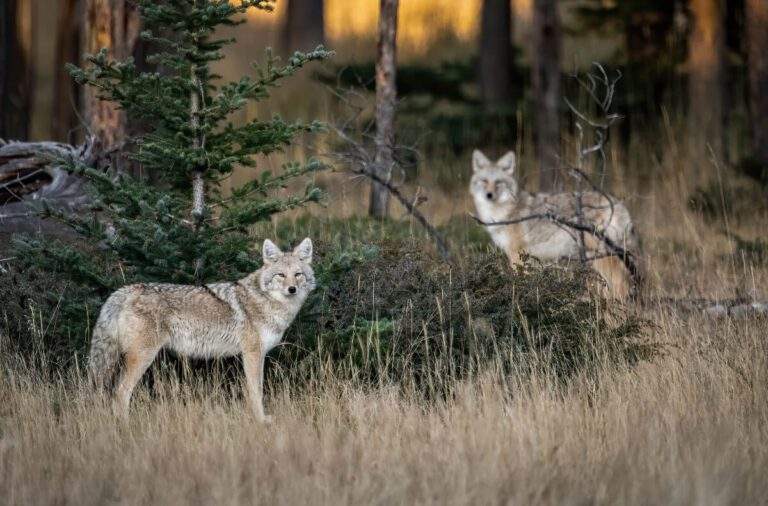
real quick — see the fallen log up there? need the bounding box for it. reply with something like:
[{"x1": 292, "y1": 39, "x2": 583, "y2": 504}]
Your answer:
[{"x1": 0, "y1": 139, "x2": 95, "y2": 238}]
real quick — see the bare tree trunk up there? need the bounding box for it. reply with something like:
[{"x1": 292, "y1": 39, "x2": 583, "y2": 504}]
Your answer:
[
  {"x1": 687, "y1": 0, "x2": 724, "y2": 158},
  {"x1": 53, "y1": 0, "x2": 81, "y2": 144},
  {"x1": 0, "y1": 0, "x2": 34, "y2": 141},
  {"x1": 369, "y1": 0, "x2": 398, "y2": 218},
  {"x1": 532, "y1": 0, "x2": 562, "y2": 191},
  {"x1": 746, "y1": 0, "x2": 768, "y2": 168},
  {"x1": 190, "y1": 64, "x2": 205, "y2": 230},
  {"x1": 282, "y1": 0, "x2": 325, "y2": 53},
  {"x1": 479, "y1": 0, "x2": 513, "y2": 108},
  {"x1": 81, "y1": 0, "x2": 140, "y2": 152}
]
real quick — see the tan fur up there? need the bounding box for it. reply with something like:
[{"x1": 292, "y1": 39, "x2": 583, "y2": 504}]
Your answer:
[
  {"x1": 88, "y1": 238, "x2": 316, "y2": 421},
  {"x1": 470, "y1": 150, "x2": 639, "y2": 299}
]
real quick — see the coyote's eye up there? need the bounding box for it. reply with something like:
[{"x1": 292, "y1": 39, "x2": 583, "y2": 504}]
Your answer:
[
  {"x1": 275, "y1": 273, "x2": 286, "y2": 279},
  {"x1": 295, "y1": 272, "x2": 304, "y2": 278}
]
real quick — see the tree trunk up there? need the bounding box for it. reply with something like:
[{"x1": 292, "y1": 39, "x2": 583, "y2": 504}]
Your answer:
[
  {"x1": 53, "y1": 0, "x2": 81, "y2": 144},
  {"x1": 479, "y1": 0, "x2": 513, "y2": 108},
  {"x1": 369, "y1": 0, "x2": 398, "y2": 218},
  {"x1": 282, "y1": 0, "x2": 325, "y2": 53},
  {"x1": 746, "y1": 0, "x2": 768, "y2": 168},
  {"x1": 190, "y1": 62, "x2": 206, "y2": 282},
  {"x1": 0, "y1": 0, "x2": 34, "y2": 141},
  {"x1": 532, "y1": 0, "x2": 562, "y2": 191},
  {"x1": 81, "y1": 0, "x2": 140, "y2": 152},
  {"x1": 687, "y1": 0, "x2": 724, "y2": 158}
]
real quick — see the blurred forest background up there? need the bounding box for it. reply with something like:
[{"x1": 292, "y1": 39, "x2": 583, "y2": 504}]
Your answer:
[{"x1": 3, "y1": 0, "x2": 766, "y2": 216}]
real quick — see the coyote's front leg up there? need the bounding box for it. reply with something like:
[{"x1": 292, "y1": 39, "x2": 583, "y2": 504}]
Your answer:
[
  {"x1": 505, "y1": 247, "x2": 523, "y2": 268},
  {"x1": 242, "y1": 348, "x2": 271, "y2": 423}
]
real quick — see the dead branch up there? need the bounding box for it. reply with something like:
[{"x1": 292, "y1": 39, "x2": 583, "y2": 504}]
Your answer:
[
  {"x1": 470, "y1": 212, "x2": 640, "y2": 284},
  {"x1": 652, "y1": 297, "x2": 768, "y2": 319},
  {"x1": 0, "y1": 139, "x2": 97, "y2": 235},
  {"x1": 330, "y1": 123, "x2": 452, "y2": 262}
]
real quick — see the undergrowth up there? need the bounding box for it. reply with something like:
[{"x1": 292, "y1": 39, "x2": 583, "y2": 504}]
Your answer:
[{"x1": 0, "y1": 217, "x2": 657, "y2": 395}]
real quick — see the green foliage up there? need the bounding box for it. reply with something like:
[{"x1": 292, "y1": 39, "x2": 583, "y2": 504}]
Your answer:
[
  {"x1": 9, "y1": 0, "x2": 330, "y2": 351},
  {"x1": 275, "y1": 239, "x2": 657, "y2": 396}
]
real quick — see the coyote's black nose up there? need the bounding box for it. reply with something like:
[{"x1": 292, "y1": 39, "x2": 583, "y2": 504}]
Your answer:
[
  {"x1": 288, "y1": 286, "x2": 297, "y2": 294},
  {"x1": 486, "y1": 192, "x2": 493, "y2": 200}
]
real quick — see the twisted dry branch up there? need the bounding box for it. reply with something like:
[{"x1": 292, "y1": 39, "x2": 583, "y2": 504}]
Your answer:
[{"x1": 469, "y1": 212, "x2": 641, "y2": 285}]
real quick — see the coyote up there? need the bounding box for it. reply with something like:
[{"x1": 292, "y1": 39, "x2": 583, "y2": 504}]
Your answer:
[
  {"x1": 88, "y1": 238, "x2": 315, "y2": 421},
  {"x1": 470, "y1": 150, "x2": 638, "y2": 298}
]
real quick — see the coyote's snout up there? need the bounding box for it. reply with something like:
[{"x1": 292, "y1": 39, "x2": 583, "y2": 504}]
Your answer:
[
  {"x1": 88, "y1": 238, "x2": 315, "y2": 421},
  {"x1": 470, "y1": 150, "x2": 639, "y2": 298}
]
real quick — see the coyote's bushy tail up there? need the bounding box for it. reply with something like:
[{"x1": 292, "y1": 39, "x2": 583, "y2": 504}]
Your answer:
[{"x1": 87, "y1": 291, "x2": 127, "y2": 390}]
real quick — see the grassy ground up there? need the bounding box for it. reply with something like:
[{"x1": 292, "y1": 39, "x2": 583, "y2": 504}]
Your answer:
[
  {"x1": 2, "y1": 158, "x2": 768, "y2": 504},
  {"x1": 1, "y1": 302, "x2": 766, "y2": 504},
  {"x1": 6, "y1": 29, "x2": 768, "y2": 501}
]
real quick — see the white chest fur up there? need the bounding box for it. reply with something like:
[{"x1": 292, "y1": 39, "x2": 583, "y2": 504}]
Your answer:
[
  {"x1": 473, "y1": 196, "x2": 513, "y2": 249},
  {"x1": 259, "y1": 326, "x2": 284, "y2": 352}
]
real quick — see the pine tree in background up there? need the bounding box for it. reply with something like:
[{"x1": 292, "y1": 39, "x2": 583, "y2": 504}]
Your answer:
[{"x1": 12, "y1": 0, "x2": 331, "y2": 348}]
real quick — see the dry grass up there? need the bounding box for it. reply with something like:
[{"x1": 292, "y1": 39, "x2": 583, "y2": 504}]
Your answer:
[
  {"x1": 2, "y1": 298, "x2": 767, "y2": 504},
  {"x1": 3, "y1": 126, "x2": 768, "y2": 503},
  {"x1": 4, "y1": 115, "x2": 767, "y2": 503}
]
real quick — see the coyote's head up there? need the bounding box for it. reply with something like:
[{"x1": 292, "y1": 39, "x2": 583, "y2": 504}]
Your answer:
[
  {"x1": 469, "y1": 150, "x2": 518, "y2": 205},
  {"x1": 258, "y1": 238, "x2": 316, "y2": 301}
]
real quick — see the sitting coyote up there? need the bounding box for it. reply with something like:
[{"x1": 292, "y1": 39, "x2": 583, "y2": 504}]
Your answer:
[
  {"x1": 470, "y1": 150, "x2": 638, "y2": 298},
  {"x1": 88, "y1": 238, "x2": 315, "y2": 421}
]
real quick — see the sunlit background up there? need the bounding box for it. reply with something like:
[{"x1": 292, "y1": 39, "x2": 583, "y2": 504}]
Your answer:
[
  {"x1": 28, "y1": 0, "x2": 615, "y2": 140},
  {"x1": 17, "y1": 0, "x2": 758, "y2": 232}
]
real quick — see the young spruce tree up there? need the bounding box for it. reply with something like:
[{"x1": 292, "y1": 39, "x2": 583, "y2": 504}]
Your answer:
[{"x1": 13, "y1": 0, "x2": 331, "y2": 352}]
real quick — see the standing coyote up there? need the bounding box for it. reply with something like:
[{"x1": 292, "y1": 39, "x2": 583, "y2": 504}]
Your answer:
[
  {"x1": 470, "y1": 150, "x2": 638, "y2": 298},
  {"x1": 88, "y1": 238, "x2": 315, "y2": 421}
]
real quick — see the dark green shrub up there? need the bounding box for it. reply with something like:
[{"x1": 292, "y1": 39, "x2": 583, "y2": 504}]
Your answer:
[
  {"x1": 2, "y1": 216, "x2": 657, "y2": 392},
  {"x1": 276, "y1": 240, "x2": 657, "y2": 396}
]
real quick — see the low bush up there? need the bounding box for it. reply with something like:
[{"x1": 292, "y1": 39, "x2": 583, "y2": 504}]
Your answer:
[
  {"x1": 277, "y1": 240, "x2": 656, "y2": 396},
  {"x1": 1, "y1": 218, "x2": 658, "y2": 394}
]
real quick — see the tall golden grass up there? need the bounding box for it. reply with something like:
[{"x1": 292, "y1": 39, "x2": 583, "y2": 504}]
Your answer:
[
  {"x1": 1, "y1": 297, "x2": 766, "y2": 504},
  {"x1": 3, "y1": 131, "x2": 768, "y2": 502}
]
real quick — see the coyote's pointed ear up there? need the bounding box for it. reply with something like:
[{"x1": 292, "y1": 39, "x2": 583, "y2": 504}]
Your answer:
[
  {"x1": 497, "y1": 151, "x2": 516, "y2": 172},
  {"x1": 472, "y1": 150, "x2": 491, "y2": 172},
  {"x1": 262, "y1": 239, "x2": 282, "y2": 263},
  {"x1": 294, "y1": 237, "x2": 313, "y2": 263}
]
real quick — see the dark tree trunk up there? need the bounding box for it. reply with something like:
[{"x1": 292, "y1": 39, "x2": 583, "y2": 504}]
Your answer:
[
  {"x1": 687, "y1": 0, "x2": 724, "y2": 158},
  {"x1": 746, "y1": 0, "x2": 768, "y2": 168},
  {"x1": 81, "y1": 0, "x2": 140, "y2": 152},
  {"x1": 0, "y1": 0, "x2": 34, "y2": 141},
  {"x1": 282, "y1": 0, "x2": 325, "y2": 53},
  {"x1": 369, "y1": 0, "x2": 398, "y2": 218},
  {"x1": 532, "y1": 0, "x2": 562, "y2": 191},
  {"x1": 479, "y1": 0, "x2": 513, "y2": 108},
  {"x1": 53, "y1": 0, "x2": 81, "y2": 144}
]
